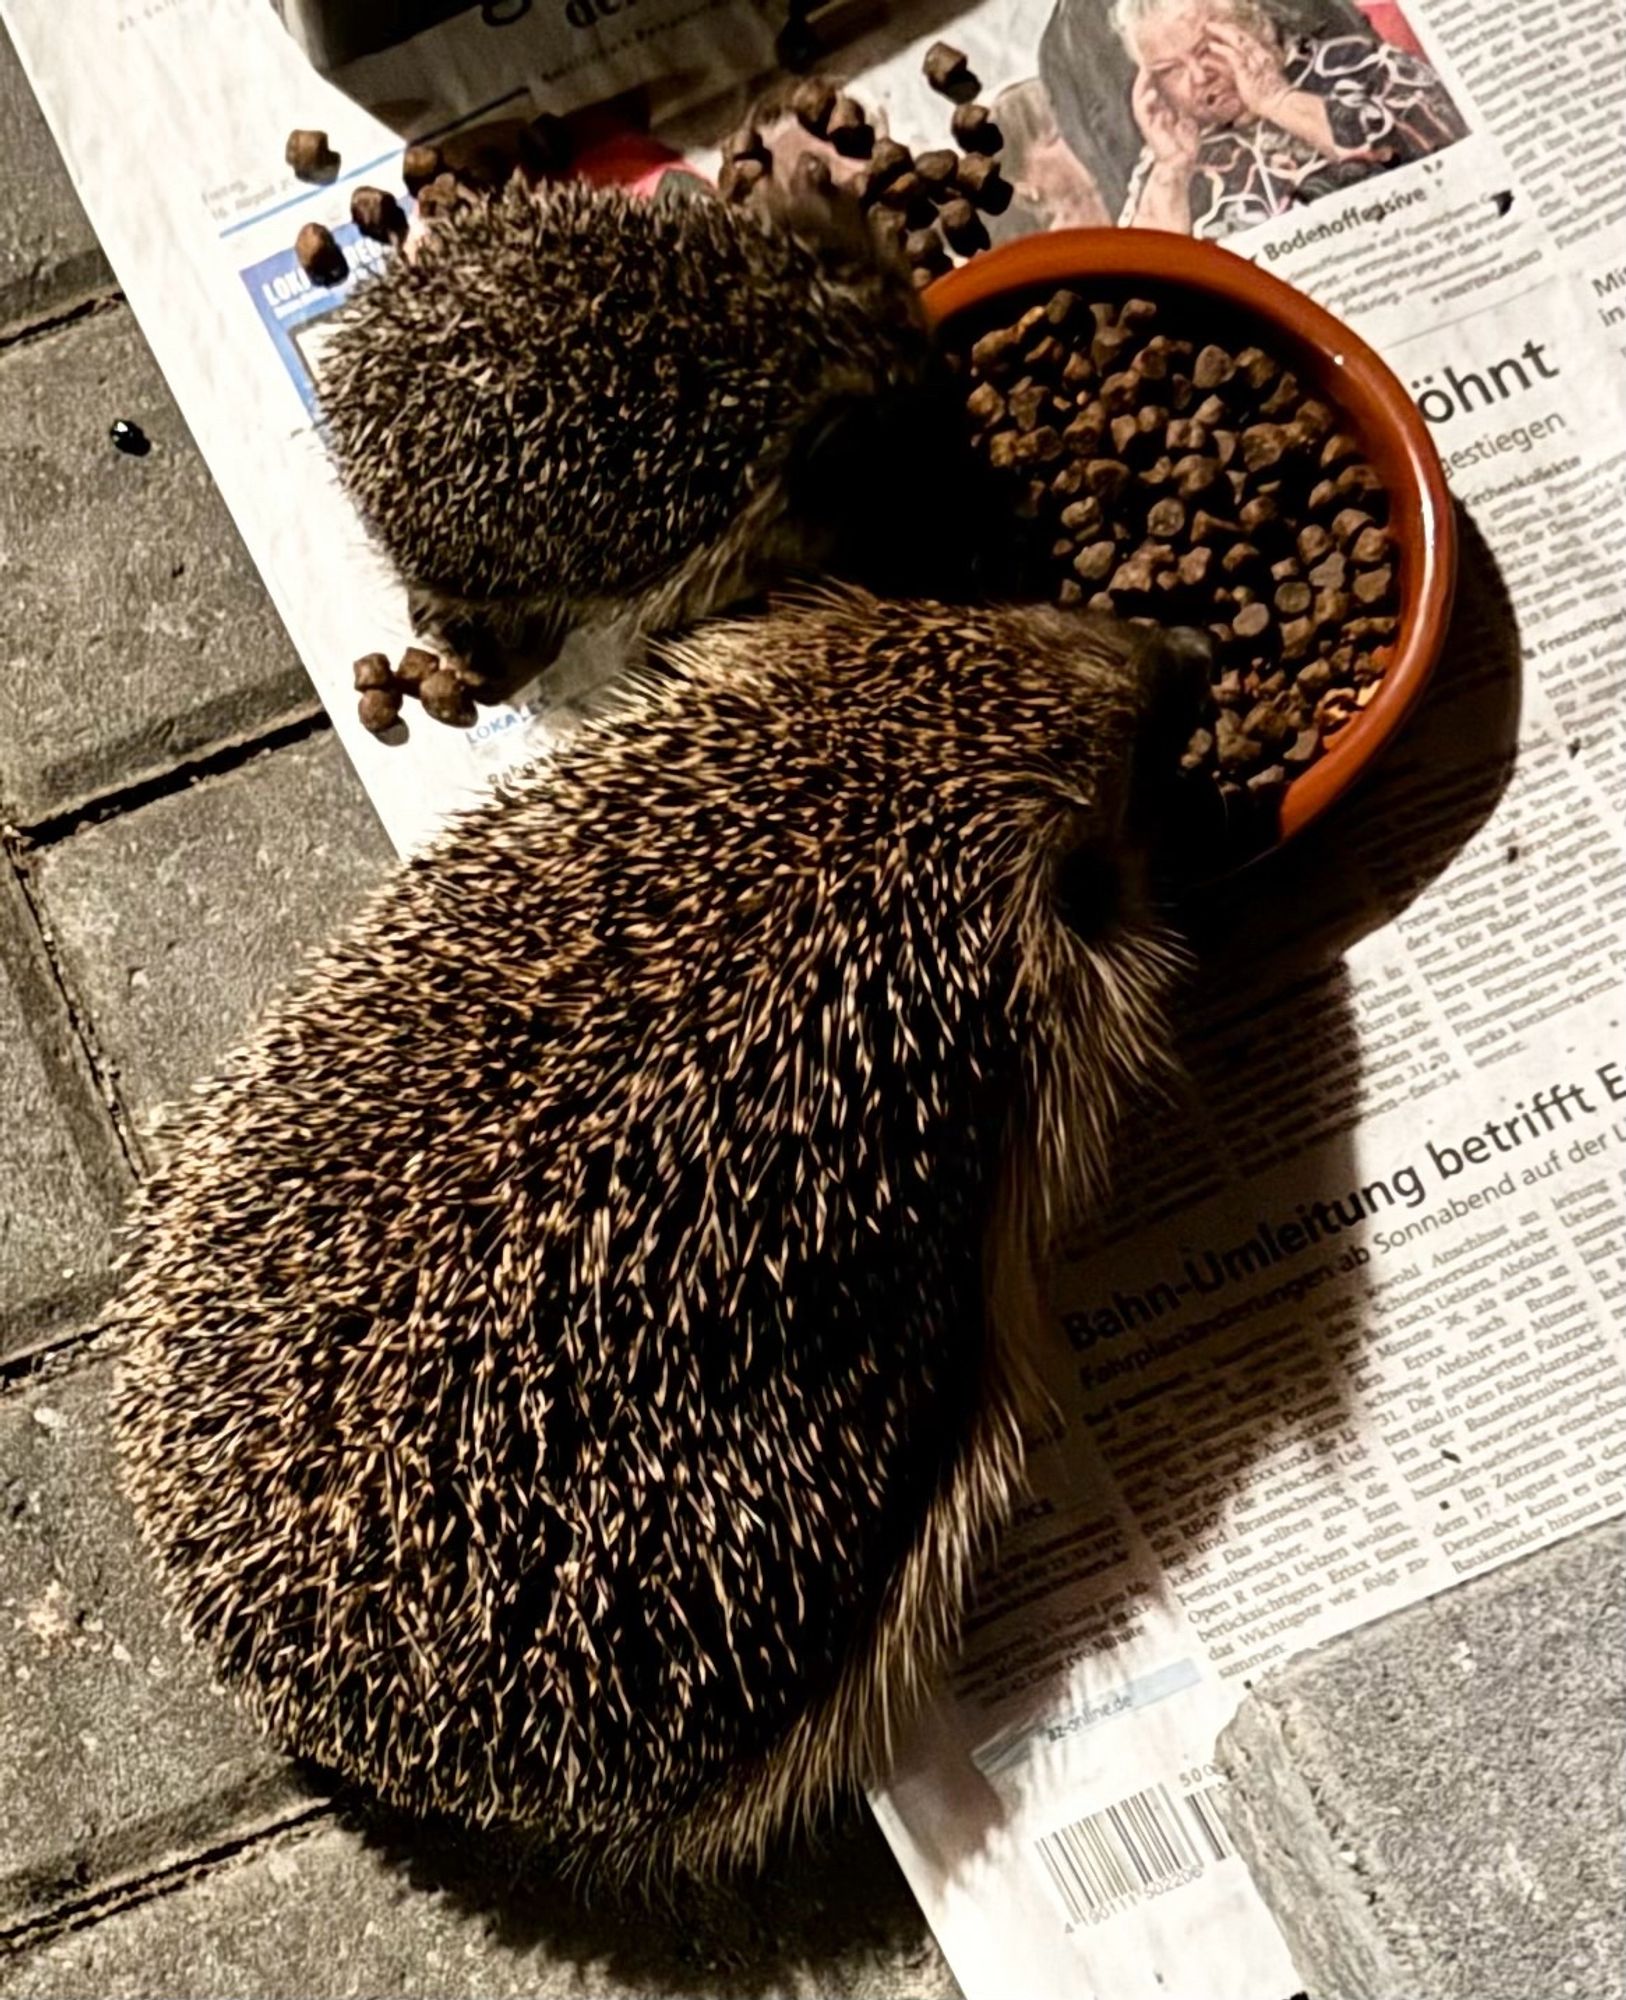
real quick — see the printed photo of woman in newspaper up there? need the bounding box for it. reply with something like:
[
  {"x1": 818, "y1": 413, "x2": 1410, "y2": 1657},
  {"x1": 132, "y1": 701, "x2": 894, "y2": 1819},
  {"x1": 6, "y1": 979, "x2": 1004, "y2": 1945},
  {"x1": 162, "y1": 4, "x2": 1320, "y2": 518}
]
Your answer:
[
  {"x1": 981, "y1": 77, "x2": 1113, "y2": 240},
  {"x1": 1036, "y1": 0, "x2": 1468, "y2": 243}
]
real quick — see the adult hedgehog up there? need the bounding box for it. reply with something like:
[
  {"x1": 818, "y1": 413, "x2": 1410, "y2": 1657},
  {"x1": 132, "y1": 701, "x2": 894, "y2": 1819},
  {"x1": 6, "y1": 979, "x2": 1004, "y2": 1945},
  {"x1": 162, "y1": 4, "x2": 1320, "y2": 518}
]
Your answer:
[
  {"x1": 117, "y1": 591, "x2": 1203, "y2": 1885},
  {"x1": 317, "y1": 178, "x2": 951, "y2": 662}
]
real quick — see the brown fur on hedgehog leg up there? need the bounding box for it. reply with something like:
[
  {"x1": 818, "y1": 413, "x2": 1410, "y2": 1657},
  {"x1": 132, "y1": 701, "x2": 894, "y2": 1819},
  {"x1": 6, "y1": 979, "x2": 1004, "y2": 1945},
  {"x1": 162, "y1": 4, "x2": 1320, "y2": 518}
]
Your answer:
[{"x1": 115, "y1": 590, "x2": 1201, "y2": 1887}]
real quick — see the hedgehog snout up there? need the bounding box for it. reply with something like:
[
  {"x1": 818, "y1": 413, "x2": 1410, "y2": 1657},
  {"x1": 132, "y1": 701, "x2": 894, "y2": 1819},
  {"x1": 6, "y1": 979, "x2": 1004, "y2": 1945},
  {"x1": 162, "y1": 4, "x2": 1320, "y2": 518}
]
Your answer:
[
  {"x1": 1138, "y1": 623, "x2": 1214, "y2": 725},
  {"x1": 1051, "y1": 622, "x2": 1210, "y2": 937},
  {"x1": 1124, "y1": 622, "x2": 1215, "y2": 859}
]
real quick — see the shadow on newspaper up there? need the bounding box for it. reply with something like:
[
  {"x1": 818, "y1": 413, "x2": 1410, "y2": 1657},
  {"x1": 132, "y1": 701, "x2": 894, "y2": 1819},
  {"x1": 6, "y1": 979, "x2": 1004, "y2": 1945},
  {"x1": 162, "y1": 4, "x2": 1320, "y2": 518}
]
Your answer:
[
  {"x1": 1125, "y1": 514, "x2": 1510, "y2": 1630},
  {"x1": 1196, "y1": 506, "x2": 1524, "y2": 959},
  {"x1": 923, "y1": 503, "x2": 1522, "y2": 1868}
]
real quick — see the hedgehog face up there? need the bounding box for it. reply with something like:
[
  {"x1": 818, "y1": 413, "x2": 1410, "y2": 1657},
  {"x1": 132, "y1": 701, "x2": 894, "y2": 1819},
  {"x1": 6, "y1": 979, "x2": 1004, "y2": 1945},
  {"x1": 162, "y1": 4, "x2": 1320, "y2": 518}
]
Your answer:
[{"x1": 1120, "y1": 621, "x2": 1214, "y2": 818}]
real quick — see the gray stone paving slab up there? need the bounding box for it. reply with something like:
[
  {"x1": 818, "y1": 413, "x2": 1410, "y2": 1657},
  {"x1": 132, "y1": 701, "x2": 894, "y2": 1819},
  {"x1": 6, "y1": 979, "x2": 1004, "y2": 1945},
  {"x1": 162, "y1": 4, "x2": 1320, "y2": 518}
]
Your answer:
[
  {"x1": 0, "y1": 862, "x2": 128, "y2": 1360},
  {"x1": 0, "y1": 1362, "x2": 316, "y2": 1929},
  {"x1": 0, "y1": 21, "x2": 111, "y2": 336},
  {"x1": 0, "y1": 304, "x2": 317, "y2": 830},
  {"x1": 29, "y1": 733, "x2": 392, "y2": 1147},
  {"x1": 1218, "y1": 1519, "x2": 1625, "y2": 2000},
  {"x1": 0, "y1": 1815, "x2": 956, "y2": 2000}
]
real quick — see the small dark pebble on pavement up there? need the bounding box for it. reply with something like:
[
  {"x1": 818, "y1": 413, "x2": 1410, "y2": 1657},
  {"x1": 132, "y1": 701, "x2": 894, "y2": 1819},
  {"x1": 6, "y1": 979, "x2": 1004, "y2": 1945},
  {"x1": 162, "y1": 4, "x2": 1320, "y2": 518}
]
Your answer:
[{"x1": 109, "y1": 419, "x2": 150, "y2": 457}]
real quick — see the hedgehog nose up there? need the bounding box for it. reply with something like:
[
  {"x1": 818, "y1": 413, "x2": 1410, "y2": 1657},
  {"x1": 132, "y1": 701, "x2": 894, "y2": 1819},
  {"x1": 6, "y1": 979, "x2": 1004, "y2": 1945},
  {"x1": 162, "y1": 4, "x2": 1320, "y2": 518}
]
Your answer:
[
  {"x1": 1158, "y1": 624, "x2": 1214, "y2": 692},
  {"x1": 1144, "y1": 623, "x2": 1214, "y2": 731},
  {"x1": 1124, "y1": 622, "x2": 1214, "y2": 851}
]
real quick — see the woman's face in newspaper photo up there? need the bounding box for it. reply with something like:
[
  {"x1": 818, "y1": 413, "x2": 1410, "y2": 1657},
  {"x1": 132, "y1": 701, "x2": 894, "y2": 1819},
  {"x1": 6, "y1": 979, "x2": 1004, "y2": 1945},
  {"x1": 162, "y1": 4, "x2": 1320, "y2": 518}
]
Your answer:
[{"x1": 1126, "y1": 0, "x2": 1283, "y2": 132}]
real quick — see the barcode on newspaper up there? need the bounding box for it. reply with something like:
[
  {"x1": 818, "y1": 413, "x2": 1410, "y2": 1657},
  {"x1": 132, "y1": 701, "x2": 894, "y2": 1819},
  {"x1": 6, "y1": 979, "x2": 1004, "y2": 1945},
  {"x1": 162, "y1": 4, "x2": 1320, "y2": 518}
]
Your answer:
[{"x1": 1035, "y1": 1784, "x2": 1235, "y2": 1928}]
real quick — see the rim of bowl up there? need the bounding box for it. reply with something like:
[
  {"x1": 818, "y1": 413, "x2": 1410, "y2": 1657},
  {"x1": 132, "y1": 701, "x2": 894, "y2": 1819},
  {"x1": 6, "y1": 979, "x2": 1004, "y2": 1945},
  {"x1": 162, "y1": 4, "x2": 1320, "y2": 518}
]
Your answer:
[{"x1": 921, "y1": 227, "x2": 1458, "y2": 846}]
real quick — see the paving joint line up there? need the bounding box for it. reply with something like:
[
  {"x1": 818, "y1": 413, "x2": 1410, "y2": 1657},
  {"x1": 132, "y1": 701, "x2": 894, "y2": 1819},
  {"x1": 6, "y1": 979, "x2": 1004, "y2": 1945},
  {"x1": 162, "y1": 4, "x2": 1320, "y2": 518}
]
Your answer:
[
  {"x1": 3, "y1": 834, "x2": 143, "y2": 1179},
  {"x1": 0, "y1": 1316, "x2": 124, "y2": 1394},
  {"x1": 8, "y1": 707, "x2": 331, "y2": 853},
  {"x1": 0, "y1": 287, "x2": 124, "y2": 355},
  {"x1": 0, "y1": 708, "x2": 334, "y2": 1386},
  {"x1": 0, "y1": 1806, "x2": 335, "y2": 1958}
]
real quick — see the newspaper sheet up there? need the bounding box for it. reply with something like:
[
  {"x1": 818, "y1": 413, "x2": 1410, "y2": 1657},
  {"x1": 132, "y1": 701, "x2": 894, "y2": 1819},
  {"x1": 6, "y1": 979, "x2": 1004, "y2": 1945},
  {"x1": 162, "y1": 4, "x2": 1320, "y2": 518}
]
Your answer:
[{"x1": 4, "y1": 1, "x2": 1623, "y2": 1995}]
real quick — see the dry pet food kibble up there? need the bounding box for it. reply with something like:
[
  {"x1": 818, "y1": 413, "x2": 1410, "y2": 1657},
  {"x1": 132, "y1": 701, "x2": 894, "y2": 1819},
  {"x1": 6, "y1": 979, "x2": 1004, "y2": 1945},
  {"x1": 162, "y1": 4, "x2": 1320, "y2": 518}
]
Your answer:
[
  {"x1": 420, "y1": 669, "x2": 477, "y2": 729},
  {"x1": 285, "y1": 129, "x2": 338, "y2": 182},
  {"x1": 350, "y1": 646, "x2": 497, "y2": 737},
  {"x1": 922, "y1": 42, "x2": 979, "y2": 100},
  {"x1": 939, "y1": 198, "x2": 989, "y2": 256},
  {"x1": 350, "y1": 187, "x2": 407, "y2": 244},
  {"x1": 353, "y1": 653, "x2": 402, "y2": 736},
  {"x1": 386, "y1": 116, "x2": 569, "y2": 216},
  {"x1": 394, "y1": 647, "x2": 437, "y2": 695},
  {"x1": 724, "y1": 71, "x2": 1014, "y2": 287},
  {"x1": 791, "y1": 78, "x2": 837, "y2": 136},
  {"x1": 826, "y1": 95, "x2": 875, "y2": 159},
  {"x1": 358, "y1": 687, "x2": 402, "y2": 734},
  {"x1": 913, "y1": 148, "x2": 958, "y2": 191},
  {"x1": 352, "y1": 653, "x2": 393, "y2": 692},
  {"x1": 955, "y1": 153, "x2": 1012, "y2": 212},
  {"x1": 295, "y1": 222, "x2": 348, "y2": 287},
  {"x1": 415, "y1": 173, "x2": 467, "y2": 220},
  {"x1": 401, "y1": 143, "x2": 442, "y2": 194},
  {"x1": 952, "y1": 290, "x2": 1398, "y2": 854},
  {"x1": 950, "y1": 103, "x2": 1002, "y2": 155}
]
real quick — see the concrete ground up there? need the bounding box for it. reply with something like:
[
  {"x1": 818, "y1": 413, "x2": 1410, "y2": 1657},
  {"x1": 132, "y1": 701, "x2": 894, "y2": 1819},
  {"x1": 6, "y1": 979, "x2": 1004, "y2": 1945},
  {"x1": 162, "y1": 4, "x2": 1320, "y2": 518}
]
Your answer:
[{"x1": 1, "y1": 24, "x2": 1621, "y2": 1998}]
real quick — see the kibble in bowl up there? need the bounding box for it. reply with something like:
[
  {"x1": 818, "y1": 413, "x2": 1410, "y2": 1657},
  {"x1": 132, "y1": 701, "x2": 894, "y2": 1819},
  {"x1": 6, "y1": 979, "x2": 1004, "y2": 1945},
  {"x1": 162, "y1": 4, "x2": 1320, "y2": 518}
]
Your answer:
[{"x1": 922, "y1": 230, "x2": 1456, "y2": 861}]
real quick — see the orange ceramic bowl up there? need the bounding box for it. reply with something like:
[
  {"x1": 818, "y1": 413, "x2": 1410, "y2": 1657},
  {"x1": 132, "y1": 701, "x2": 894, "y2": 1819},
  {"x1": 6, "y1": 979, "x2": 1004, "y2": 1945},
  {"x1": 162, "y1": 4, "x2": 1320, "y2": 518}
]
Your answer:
[{"x1": 922, "y1": 229, "x2": 1457, "y2": 846}]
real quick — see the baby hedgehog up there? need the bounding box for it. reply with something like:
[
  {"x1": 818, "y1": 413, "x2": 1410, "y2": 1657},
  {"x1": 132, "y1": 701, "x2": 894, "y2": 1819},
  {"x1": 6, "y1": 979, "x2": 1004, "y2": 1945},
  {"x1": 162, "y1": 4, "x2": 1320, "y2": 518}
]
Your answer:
[
  {"x1": 317, "y1": 178, "x2": 936, "y2": 664},
  {"x1": 116, "y1": 590, "x2": 1204, "y2": 1886}
]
